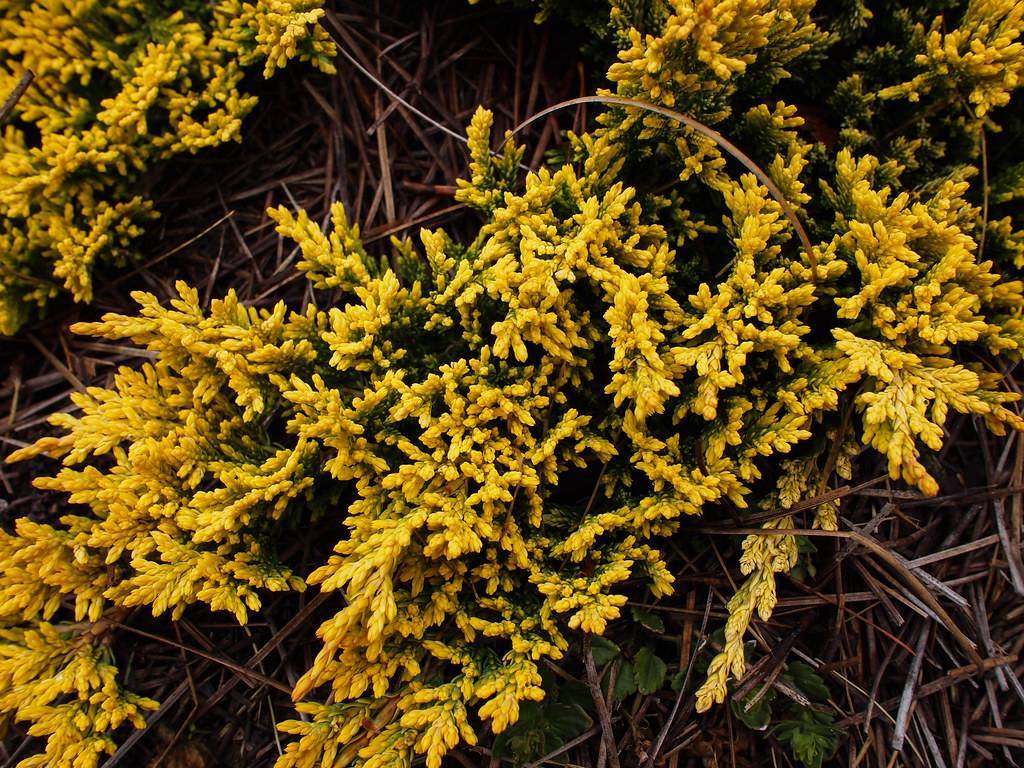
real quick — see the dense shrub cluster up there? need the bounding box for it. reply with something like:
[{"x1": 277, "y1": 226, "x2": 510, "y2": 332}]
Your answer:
[
  {"x1": 3, "y1": 0, "x2": 1024, "y2": 766},
  {"x1": 0, "y1": 0, "x2": 336, "y2": 334}
]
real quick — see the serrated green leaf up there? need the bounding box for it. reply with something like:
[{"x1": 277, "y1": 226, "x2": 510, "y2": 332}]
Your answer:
[
  {"x1": 630, "y1": 605, "x2": 666, "y2": 633},
  {"x1": 786, "y1": 662, "x2": 831, "y2": 703},
  {"x1": 789, "y1": 564, "x2": 809, "y2": 583},
  {"x1": 731, "y1": 689, "x2": 776, "y2": 731},
  {"x1": 670, "y1": 668, "x2": 686, "y2": 691},
  {"x1": 612, "y1": 660, "x2": 637, "y2": 701},
  {"x1": 773, "y1": 708, "x2": 840, "y2": 768},
  {"x1": 491, "y1": 700, "x2": 593, "y2": 766},
  {"x1": 796, "y1": 535, "x2": 817, "y2": 554},
  {"x1": 634, "y1": 647, "x2": 667, "y2": 695},
  {"x1": 545, "y1": 702, "x2": 593, "y2": 739},
  {"x1": 558, "y1": 680, "x2": 595, "y2": 715},
  {"x1": 589, "y1": 636, "x2": 621, "y2": 667},
  {"x1": 492, "y1": 702, "x2": 545, "y2": 764}
]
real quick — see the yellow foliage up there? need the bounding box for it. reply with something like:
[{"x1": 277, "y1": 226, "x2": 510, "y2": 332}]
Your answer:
[
  {"x1": 879, "y1": 0, "x2": 1024, "y2": 117},
  {"x1": 0, "y1": 0, "x2": 336, "y2": 334},
  {"x1": 6, "y1": 0, "x2": 1024, "y2": 756},
  {"x1": 5, "y1": 102, "x2": 1021, "y2": 764}
]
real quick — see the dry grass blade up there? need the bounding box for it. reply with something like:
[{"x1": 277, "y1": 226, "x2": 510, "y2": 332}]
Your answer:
[
  {"x1": 646, "y1": 588, "x2": 714, "y2": 768},
  {"x1": 524, "y1": 726, "x2": 600, "y2": 768},
  {"x1": 696, "y1": 525, "x2": 986, "y2": 670},
  {"x1": 324, "y1": 13, "x2": 469, "y2": 147},
  {"x1": 99, "y1": 671, "x2": 205, "y2": 768},
  {"x1": 892, "y1": 622, "x2": 931, "y2": 752}
]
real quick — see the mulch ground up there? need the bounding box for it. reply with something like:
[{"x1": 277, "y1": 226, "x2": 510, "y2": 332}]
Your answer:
[{"x1": 1, "y1": 2, "x2": 1022, "y2": 766}]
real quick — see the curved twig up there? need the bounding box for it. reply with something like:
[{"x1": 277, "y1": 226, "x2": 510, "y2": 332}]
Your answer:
[
  {"x1": 499, "y1": 94, "x2": 817, "y2": 270},
  {"x1": 0, "y1": 71, "x2": 32, "y2": 125}
]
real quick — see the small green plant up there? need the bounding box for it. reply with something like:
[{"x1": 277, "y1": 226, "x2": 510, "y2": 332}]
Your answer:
[{"x1": 732, "y1": 661, "x2": 840, "y2": 768}]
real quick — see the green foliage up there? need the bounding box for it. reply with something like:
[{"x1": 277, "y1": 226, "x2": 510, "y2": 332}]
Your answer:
[
  {"x1": 589, "y1": 636, "x2": 622, "y2": 667},
  {"x1": 774, "y1": 708, "x2": 842, "y2": 768},
  {"x1": 492, "y1": 699, "x2": 593, "y2": 765},
  {"x1": 732, "y1": 662, "x2": 840, "y2": 768},
  {"x1": 630, "y1": 604, "x2": 665, "y2": 632},
  {"x1": 633, "y1": 646, "x2": 668, "y2": 694}
]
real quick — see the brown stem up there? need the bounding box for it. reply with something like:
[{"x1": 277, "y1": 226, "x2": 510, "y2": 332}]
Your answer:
[
  {"x1": 0, "y1": 71, "x2": 33, "y2": 125},
  {"x1": 498, "y1": 94, "x2": 819, "y2": 275},
  {"x1": 583, "y1": 635, "x2": 621, "y2": 768}
]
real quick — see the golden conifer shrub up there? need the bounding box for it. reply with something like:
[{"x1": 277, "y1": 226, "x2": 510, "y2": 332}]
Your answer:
[
  {"x1": 570, "y1": 0, "x2": 1024, "y2": 713},
  {"x1": 600, "y1": 0, "x2": 828, "y2": 184},
  {"x1": 0, "y1": 0, "x2": 336, "y2": 334},
  {"x1": 6, "y1": 95, "x2": 1024, "y2": 765},
  {"x1": 878, "y1": 0, "x2": 1024, "y2": 118}
]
